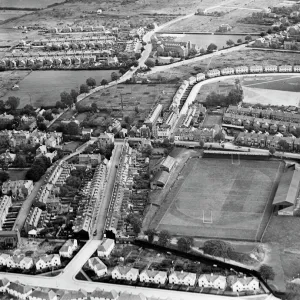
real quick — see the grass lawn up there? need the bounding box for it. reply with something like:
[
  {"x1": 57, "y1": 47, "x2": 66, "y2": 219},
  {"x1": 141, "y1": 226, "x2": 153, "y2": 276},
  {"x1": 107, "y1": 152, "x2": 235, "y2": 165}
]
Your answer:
[
  {"x1": 62, "y1": 141, "x2": 83, "y2": 152},
  {"x1": 79, "y1": 83, "x2": 178, "y2": 118},
  {"x1": 202, "y1": 114, "x2": 222, "y2": 127},
  {"x1": 154, "y1": 158, "x2": 282, "y2": 240},
  {"x1": 0, "y1": 0, "x2": 65, "y2": 8},
  {"x1": 8, "y1": 169, "x2": 27, "y2": 181}
]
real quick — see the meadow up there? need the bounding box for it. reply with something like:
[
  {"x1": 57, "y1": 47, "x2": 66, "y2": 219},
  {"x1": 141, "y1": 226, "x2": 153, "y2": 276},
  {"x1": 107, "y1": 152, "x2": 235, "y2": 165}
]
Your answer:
[
  {"x1": 0, "y1": 0, "x2": 65, "y2": 9},
  {"x1": 1, "y1": 70, "x2": 116, "y2": 108},
  {"x1": 155, "y1": 158, "x2": 282, "y2": 241}
]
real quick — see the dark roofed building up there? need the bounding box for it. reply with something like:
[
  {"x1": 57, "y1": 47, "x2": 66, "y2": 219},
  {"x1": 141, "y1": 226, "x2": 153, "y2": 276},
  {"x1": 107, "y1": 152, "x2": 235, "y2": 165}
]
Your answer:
[
  {"x1": 151, "y1": 170, "x2": 170, "y2": 189},
  {"x1": 273, "y1": 168, "x2": 300, "y2": 216}
]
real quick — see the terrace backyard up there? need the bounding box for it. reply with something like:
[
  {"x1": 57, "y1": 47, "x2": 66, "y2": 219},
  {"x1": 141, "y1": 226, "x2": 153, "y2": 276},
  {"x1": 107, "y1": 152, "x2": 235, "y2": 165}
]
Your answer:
[{"x1": 151, "y1": 158, "x2": 283, "y2": 241}]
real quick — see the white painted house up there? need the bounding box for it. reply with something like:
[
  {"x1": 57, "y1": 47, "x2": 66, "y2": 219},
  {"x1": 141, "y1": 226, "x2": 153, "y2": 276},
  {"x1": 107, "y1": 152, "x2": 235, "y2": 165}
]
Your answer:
[
  {"x1": 35, "y1": 254, "x2": 61, "y2": 270},
  {"x1": 221, "y1": 67, "x2": 235, "y2": 76},
  {"x1": 198, "y1": 274, "x2": 227, "y2": 290},
  {"x1": 0, "y1": 253, "x2": 10, "y2": 266},
  {"x1": 207, "y1": 69, "x2": 221, "y2": 78},
  {"x1": 235, "y1": 66, "x2": 249, "y2": 74},
  {"x1": 139, "y1": 269, "x2": 168, "y2": 285},
  {"x1": 111, "y1": 266, "x2": 139, "y2": 281},
  {"x1": 264, "y1": 65, "x2": 278, "y2": 72},
  {"x1": 6, "y1": 281, "x2": 32, "y2": 300},
  {"x1": 20, "y1": 256, "x2": 34, "y2": 269},
  {"x1": 88, "y1": 257, "x2": 107, "y2": 277},
  {"x1": 168, "y1": 271, "x2": 197, "y2": 286},
  {"x1": 230, "y1": 276, "x2": 260, "y2": 292},
  {"x1": 249, "y1": 65, "x2": 263, "y2": 73},
  {"x1": 0, "y1": 278, "x2": 9, "y2": 292},
  {"x1": 97, "y1": 238, "x2": 115, "y2": 258},
  {"x1": 196, "y1": 73, "x2": 206, "y2": 81},
  {"x1": 59, "y1": 239, "x2": 78, "y2": 258}
]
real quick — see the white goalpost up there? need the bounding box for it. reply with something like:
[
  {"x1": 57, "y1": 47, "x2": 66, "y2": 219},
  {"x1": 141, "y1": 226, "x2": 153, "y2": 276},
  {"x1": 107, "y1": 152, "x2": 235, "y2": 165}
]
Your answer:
[
  {"x1": 202, "y1": 210, "x2": 213, "y2": 224},
  {"x1": 231, "y1": 153, "x2": 240, "y2": 165}
]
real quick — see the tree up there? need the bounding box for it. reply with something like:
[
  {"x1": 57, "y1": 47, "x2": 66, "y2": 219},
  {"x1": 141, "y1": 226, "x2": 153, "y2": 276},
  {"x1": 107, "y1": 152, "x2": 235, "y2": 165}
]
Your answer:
[
  {"x1": 207, "y1": 43, "x2": 217, "y2": 52},
  {"x1": 237, "y1": 38, "x2": 243, "y2": 44},
  {"x1": 111, "y1": 72, "x2": 119, "y2": 81},
  {"x1": 245, "y1": 35, "x2": 252, "y2": 42},
  {"x1": 56, "y1": 101, "x2": 66, "y2": 109},
  {"x1": 119, "y1": 68, "x2": 127, "y2": 75},
  {"x1": 269, "y1": 147, "x2": 276, "y2": 155},
  {"x1": 158, "y1": 230, "x2": 171, "y2": 246},
  {"x1": 13, "y1": 154, "x2": 27, "y2": 168},
  {"x1": 60, "y1": 91, "x2": 73, "y2": 107},
  {"x1": 144, "y1": 229, "x2": 156, "y2": 243},
  {"x1": 278, "y1": 139, "x2": 289, "y2": 152},
  {"x1": 80, "y1": 84, "x2": 89, "y2": 94},
  {"x1": 43, "y1": 111, "x2": 54, "y2": 121},
  {"x1": 66, "y1": 122, "x2": 80, "y2": 136},
  {"x1": 135, "y1": 53, "x2": 141, "y2": 60},
  {"x1": 145, "y1": 58, "x2": 155, "y2": 68},
  {"x1": 260, "y1": 32, "x2": 266, "y2": 37},
  {"x1": 0, "y1": 171, "x2": 9, "y2": 183},
  {"x1": 177, "y1": 237, "x2": 193, "y2": 252},
  {"x1": 70, "y1": 89, "x2": 78, "y2": 103},
  {"x1": 214, "y1": 132, "x2": 224, "y2": 142},
  {"x1": 226, "y1": 39, "x2": 235, "y2": 47},
  {"x1": 37, "y1": 122, "x2": 47, "y2": 131},
  {"x1": 259, "y1": 265, "x2": 275, "y2": 282},
  {"x1": 6, "y1": 96, "x2": 20, "y2": 110},
  {"x1": 189, "y1": 48, "x2": 197, "y2": 56},
  {"x1": 86, "y1": 77, "x2": 96, "y2": 87},
  {"x1": 101, "y1": 79, "x2": 108, "y2": 86},
  {"x1": 66, "y1": 176, "x2": 81, "y2": 188},
  {"x1": 199, "y1": 140, "x2": 205, "y2": 149},
  {"x1": 91, "y1": 102, "x2": 98, "y2": 112},
  {"x1": 203, "y1": 239, "x2": 234, "y2": 259}
]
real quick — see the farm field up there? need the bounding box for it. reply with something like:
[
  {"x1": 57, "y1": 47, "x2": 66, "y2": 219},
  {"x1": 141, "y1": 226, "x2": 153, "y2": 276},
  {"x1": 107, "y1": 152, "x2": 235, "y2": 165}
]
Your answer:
[
  {"x1": 153, "y1": 158, "x2": 282, "y2": 240},
  {"x1": 147, "y1": 50, "x2": 300, "y2": 82},
  {"x1": 79, "y1": 83, "x2": 178, "y2": 118},
  {"x1": 1, "y1": 70, "x2": 116, "y2": 108},
  {"x1": 0, "y1": 0, "x2": 65, "y2": 9}
]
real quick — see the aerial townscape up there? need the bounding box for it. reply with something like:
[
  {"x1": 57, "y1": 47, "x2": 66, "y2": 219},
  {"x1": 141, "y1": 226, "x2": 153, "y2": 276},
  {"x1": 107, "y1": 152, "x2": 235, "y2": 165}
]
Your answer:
[{"x1": 1, "y1": 0, "x2": 300, "y2": 300}]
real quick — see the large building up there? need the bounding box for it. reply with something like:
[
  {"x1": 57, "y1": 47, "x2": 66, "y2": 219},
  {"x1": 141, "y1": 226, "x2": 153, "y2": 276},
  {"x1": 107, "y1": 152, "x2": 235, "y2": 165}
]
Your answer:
[{"x1": 272, "y1": 167, "x2": 300, "y2": 216}]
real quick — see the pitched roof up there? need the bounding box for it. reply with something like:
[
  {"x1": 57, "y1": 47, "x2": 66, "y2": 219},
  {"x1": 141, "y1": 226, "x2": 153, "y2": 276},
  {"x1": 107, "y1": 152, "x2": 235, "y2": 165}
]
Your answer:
[
  {"x1": 113, "y1": 266, "x2": 139, "y2": 276},
  {"x1": 0, "y1": 278, "x2": 9, "y2": 287},
  {"x1": 38, "y1": 254, "x2": 60, "y2": 264},
  {"x1": 8, "y1": 281, "x2": 32, "y2": 294},
  {"x1": 273, "y1": 169, "x2": 300, "y2": 206},
  {"x1": 152, "y1": 170, "x2": 169, "y2": 185},
  {"x1": 160, "y1": 155, "x2": 175, "y2": 170},
  {"x1": 31, "y1": 289, "x2": 57, "y2": 300},
  {"x1": 170, "y1": 271, "x2": 196, "y2": 281},
  {"x1": 118, "y1": 293, "x2": 147, "y2": 300},
  {"x1": 199, "y1": 274, "x2": 226, "y2": 283},
  {"x1": 90, "y1": 288, "x2": 118, "y2": 299},
  {"x1": 141, "y1": 269, "x2": 167, "y2": 278},
  {"x1": 97, "y1": 238, "x2": 114, "y2": 252},
  {"x1": 89, "y1": 257, "x2": 107, "y2": 271},
  {"x1": 60, "y1": 289, "x2": 87, "y2": 300}
]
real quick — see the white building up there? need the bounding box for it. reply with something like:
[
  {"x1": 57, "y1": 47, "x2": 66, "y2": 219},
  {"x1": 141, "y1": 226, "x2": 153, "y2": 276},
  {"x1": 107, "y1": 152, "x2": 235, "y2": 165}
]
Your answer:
[
  {"x1": 207, "y1": 69, "x2": 221, "y2": 78},
  {"x1": 139, "y1": 270, "x2": 168, "y2": 284},
  {"x1": 230, "y1": 276, "x2": 260, "y2": 292},
  {"x1": 168, "y1": 271, "x2": 197, "y2": 286},
  {"x1": 198, "y1": 274, "x2": 227, "y2": 290},
  {"x1": 20, "y1": 257, "x2": 34, "y2": 270},
  {"x1": 59, "y1": 239, "x2": 78, "y2": 258},
  {"x1": 88, "y1": 257, "x2": 107, "y2": 277},
  {"x1": 235, "y1": 66, "x2": 249, "y2": 74},
  {"x1": 6, "y1": 281, "x2": 32, "y2": 300},
  {"x1": 90, "y1": 288, "x2": 119, "y2": 300},
  {"x1": 111, "y1": 266, "x2": 139, "y2": 281},
  {"x1": 29, "y1": 288, "x2": 57, "y2": 300},
  {"x1": 221, "y1": 67, "x2": 235, "y2": 75},
  {"x1": 264, "y1": 65, "x2": 278, "y2": 72},
  {"x1": 250, "y1": 65, "x2": 263, "y2": 73},
  {"x1": 196, "y1": 73, "x2": 206, "y2": 81},
  {"x1": 294, "y1": 65, "x2": 300, "y2": 72},
  {"x1": 35, "y1": 254, "x2": 61, "y2": 270},
  {"x1": 97, "y1": 238, "x2": 115, "y2": 258},
  {"x1": 279, "y1": 65, "x2": 293, "y2": 72},
  {"x1": 188, "y1": 76, "x2": 197, "y2": 85}
]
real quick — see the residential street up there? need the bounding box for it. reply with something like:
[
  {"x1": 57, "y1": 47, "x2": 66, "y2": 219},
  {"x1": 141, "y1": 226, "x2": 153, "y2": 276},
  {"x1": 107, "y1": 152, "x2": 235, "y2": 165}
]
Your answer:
[{"x1": 93, "y1": 143, "x2": 123, "y2": 239}]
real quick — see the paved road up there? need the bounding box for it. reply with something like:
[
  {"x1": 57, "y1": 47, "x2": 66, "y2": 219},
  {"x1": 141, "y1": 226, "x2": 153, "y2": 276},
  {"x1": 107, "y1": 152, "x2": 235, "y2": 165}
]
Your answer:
[{"x1": 93, "y1": 144, "x2": 123, "y2": 239}]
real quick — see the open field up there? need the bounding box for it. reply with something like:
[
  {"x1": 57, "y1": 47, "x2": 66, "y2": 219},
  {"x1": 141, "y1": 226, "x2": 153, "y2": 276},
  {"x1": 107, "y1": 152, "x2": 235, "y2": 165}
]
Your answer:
[
  {"x1": 1, "y1": 70, "x2": 115, "y2": 108},
  {"x1": 154, "y1": 158, "x2": 282, "y2": 241},
  {"x1": 147, "y1": 50, "x2": 300, "y2": 82},
  {"x1": 0, "y1": 0, "x2": 66, "y2": 9},
  {"x1": 202, "y1": 114, "x2": 222, "y2": 127},
  {"x1": 8, "y1": 169, "x2": 27, "y2": 181},
  {"x1": 0, "y1": 10, "x2": 34, "y2": 21},
  {"x1": 80, "y1": 83, "x2": 178, "y2": 117}
]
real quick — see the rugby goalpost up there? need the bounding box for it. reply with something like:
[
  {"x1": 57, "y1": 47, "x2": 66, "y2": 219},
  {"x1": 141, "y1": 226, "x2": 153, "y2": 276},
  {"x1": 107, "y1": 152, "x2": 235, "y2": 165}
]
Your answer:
[
  {"x1": 231, "y1": 153, "x2": 240, "y2": 165},
  {"x1": 202, "y1": 210, "x2": 213, "y2": 224}
]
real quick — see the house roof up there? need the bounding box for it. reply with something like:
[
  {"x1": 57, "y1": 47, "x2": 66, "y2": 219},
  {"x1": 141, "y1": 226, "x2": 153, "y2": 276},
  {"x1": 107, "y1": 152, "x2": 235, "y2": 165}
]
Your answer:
[
  {"x1": 90, "y1": 288, "x2": 118, "y2": 299},
  {"x1": 152, "y1": 170, "x2": 169, "y2": 185},
  {"x1": 97, "y1": 238, "x2": 114, "y2": 252},
  {"x1": 231, "y1": 276, "x2": 258, "y2": 286},
  {"x1": 273, "y1": 168, "x2": 300, "y2": 206},
  {"x1": 60, "y1": 289, "x2": 87, "y2": 300},
  {"x1": 89, "y1": 257, "x2": 107, "y2": 271},
  {"x1": 8, "y1": 281, "x2": 32, "y2": 294},
  {"x1": 170, "y1": 271, "x2": 196, "y2": 281},
  {"x1": 160, "y1": 155, "x2": 175, "y2": 170},
  {"x1": 141, "y1": 269, "x2": 167, "y2": 278},
  {"x1": 0, "y1": 278, "x2": 9, "y2": 287},
  {"x1": 38, "y1": 254, "x2": 60, "y2": 264},
  {"x1": 31, "y1": 289, "x2": 57, "y2": 300},
  {"x1": 113, "y1": 266, "x2": 139, "y2": 276},
  {"x1": 118, "y1": 293, "x2": 147, "y2": 300},
  {"x1": 199, "y1": 274, "x2": 226, "y2": 283}
]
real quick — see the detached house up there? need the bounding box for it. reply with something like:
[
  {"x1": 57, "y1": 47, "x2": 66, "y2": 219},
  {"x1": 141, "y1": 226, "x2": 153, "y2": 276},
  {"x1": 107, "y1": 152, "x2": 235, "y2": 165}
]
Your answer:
[
  {"x1": 20, "y1": 256, "x2": 34, "y2": 269},
  {"x1": 88, "y1": 257, "x2": 107, "y2": 277},
  {"x1": 112, "y1": 266, "x2": 139, "y2": 281},
  {"x1": 35, "y1": 254, "x2": 61, "y2": 270},
  {"x1": 168, "y1": 271, "x2": 197, "y2": 286},
  {"x1": 198, "y1": 274, "x2": 227, "y2": 290},
  {"x1": 59, "y1": 239, "x2": 78, "y2": 258},
  {"x1": 97, "y1": 238, "x2": 115, "y2": 258},
  {"x1": 139, "y1": 270, "x2": 168, "y2": 285},
  {"x1": 6, "y1": 281, "x2": 32, "y2": 300}
]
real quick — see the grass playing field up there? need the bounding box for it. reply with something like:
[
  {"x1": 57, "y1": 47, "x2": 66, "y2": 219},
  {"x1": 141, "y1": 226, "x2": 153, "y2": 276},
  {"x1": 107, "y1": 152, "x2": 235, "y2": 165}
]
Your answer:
[{"x1": 154, "y1": 158, "x2": 282, "y2": 241}]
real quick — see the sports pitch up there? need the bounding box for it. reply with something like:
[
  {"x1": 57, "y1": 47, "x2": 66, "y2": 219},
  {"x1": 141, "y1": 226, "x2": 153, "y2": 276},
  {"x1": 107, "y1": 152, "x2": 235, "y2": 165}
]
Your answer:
[{"x1": 155, "y1": 158, "x2": 282, "y2": 240}]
